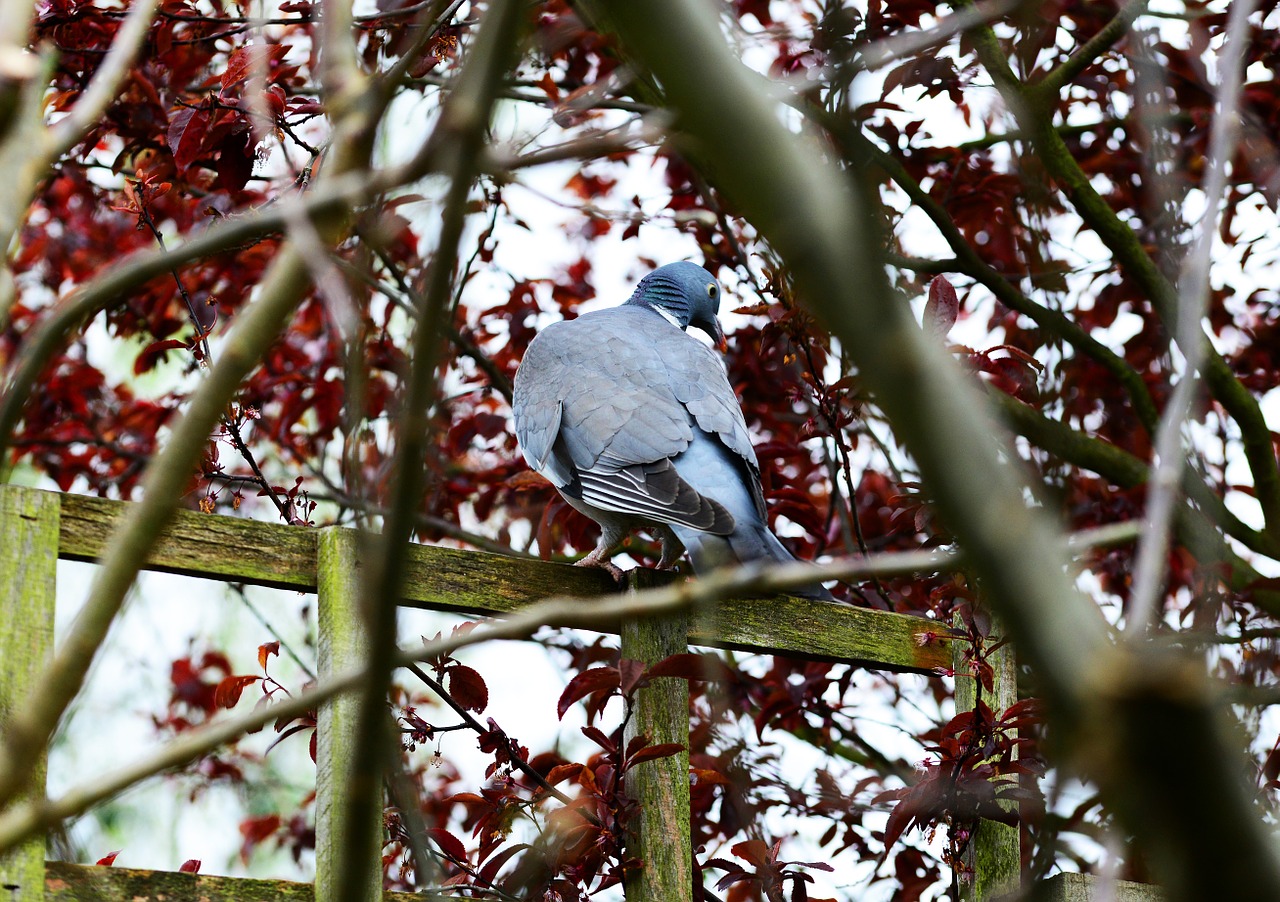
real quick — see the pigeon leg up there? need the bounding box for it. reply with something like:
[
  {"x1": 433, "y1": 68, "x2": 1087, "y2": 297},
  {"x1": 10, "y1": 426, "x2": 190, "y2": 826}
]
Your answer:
[
  {"x1": 654, "y1": 525, "x2": 686, "y2": 570},
  {"x1": 573, "y1": 521, "x2": 629, "y2": 582}
]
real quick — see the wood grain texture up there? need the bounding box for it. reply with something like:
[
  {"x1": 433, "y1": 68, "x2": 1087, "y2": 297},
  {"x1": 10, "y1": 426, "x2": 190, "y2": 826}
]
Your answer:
[
  {"x1": 58, "y1": 491, "x2": 318, "y2": 590},
  {"x1": 693, "y1": 595, "x2": 951, "y2": 671},
  {"x1": 42, "y1": 861, "x2": 446, "y2": 901},
  {"x1": 956, "y1": 635, "x2": 1021, "y2": 902},
  {"x1": 315, "y1": 529, "x2": 382, "y2": 902},
  {"x1": 0, "y1": 485, "x2": 58, "y2": 902},
  {"x1": 1043, "y1": 872, "x2": 1164, "y2": 901},
  {"x1": 621, "y1": 571, "x2": 692, "y2": 901}
]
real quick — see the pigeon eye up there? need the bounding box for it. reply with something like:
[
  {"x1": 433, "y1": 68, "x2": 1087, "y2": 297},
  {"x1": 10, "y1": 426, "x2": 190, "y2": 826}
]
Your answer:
[{"x1": 706, "y1": 283, "x2": 717, "y2": 298}]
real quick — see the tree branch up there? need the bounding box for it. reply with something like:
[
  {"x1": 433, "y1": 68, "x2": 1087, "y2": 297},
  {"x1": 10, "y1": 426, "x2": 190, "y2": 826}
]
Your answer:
[
  {"x1": 1033, "y1": 0, "x2": 1149, "y2": 96},
  {"x1": 826, "y1": 118, "x2": 1160, "y2": 432},
  {"x1": 965, "y1": 3, "x2": 1280, "y2": 535},
  {"x1": 49, "y1": 0, "x2": 160, "y2": 159},
  {"x1": 335, "y1": 4, "x2": 525, "y2": 897},
  {"x1": 1126, "y1": 0, "x2": 1257, "y2": 633}
]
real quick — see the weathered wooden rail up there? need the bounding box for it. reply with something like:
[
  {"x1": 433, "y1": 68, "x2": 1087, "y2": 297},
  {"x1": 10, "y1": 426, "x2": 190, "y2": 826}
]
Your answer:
[{"x1": 0, "y1": 486, "x2": 1158, "y2": 900}]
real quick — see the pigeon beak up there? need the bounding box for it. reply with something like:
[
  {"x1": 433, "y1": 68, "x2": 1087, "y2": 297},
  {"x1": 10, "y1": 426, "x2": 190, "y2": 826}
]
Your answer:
[{"x1": 701, "y1": 316, "x2": 727, "y2": 352}]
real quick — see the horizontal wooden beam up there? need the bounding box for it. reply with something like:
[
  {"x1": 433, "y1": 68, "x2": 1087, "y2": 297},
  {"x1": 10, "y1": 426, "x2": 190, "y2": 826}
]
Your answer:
[
  {"x1": 41, "y1": 861, "x2": 1167, "y2": 901},
  {"x1": 43, "y1": 860, "x2": 440, "y2": 901},
  {"x1": 1044, "y1": 873, "x2": 1164, "y2": 901},
  {"x1": 52, "y1": 489, "x2": 951, "y2": 673}
]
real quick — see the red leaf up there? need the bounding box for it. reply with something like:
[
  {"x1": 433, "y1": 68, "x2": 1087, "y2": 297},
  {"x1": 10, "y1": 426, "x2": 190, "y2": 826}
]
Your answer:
[
  {"x1": 732, "y1": 838, "x2": 771, "y2": 868},
  {"x1": 556, "y1": 666, "x2": 619, "y2": 719},
  {"x1": 477, "y1": 842, "x2": 529, "y2": 883},
  {"x1": 220, "y1": 44, "x2": 282, "y2": 91},
  {"x1": 134, "y1": 339, "x2": 187, "y2": 375},
  {"x1": 257, "y1": 641, "x2": 280, "y2": 671},
  {"x1": 506, "y1": 469, "x2": 551, "y2": 490},
  {"x1": 446, "y1": 664, "x2": 489, "y2": 713},
  {"x1": 645, "y1": 652, "x2": 736, "y2": 682},
  {"x1": 924, "y1": 275, "x2": 959, "y2": 340},
  {"x1": 168, "y1": 107, "x2": 210, "y2": 171},
  {"x1": 213, "y1": 674, "x2": 261, "y2": 709},
  {"x1": 1265, "y1": 744, "x2": 1280, "y2": 783},
  {"x1": 627, "y1": 742, "x2": 686, "y2": 766},
  {"x1": 618, "y1": 658, "x2": 647, "y2": 696},
  {"x1": 238, "y1": 814, "x2": 281, "y2": 863},
  {"x1": 702, "y1": 856, "x2": 743, "y2": 873},
  {"x1": 580, "y1": 724, "x2": 616, "y2": 753},
  {"x1": 428, "y1": 827, "x2": 468, "y2": 862},
  {"x1": 545, "y1": 762, "x2": 585, "y2": 786},
  {"x1": 239, "y1": 814, "x2": 281, "y2": 844},
  {"x1": 880, "y1": 778, "x2": 943, "y2": 855},
  {"x1": 265, "y1": 722, "x2": 313, "y2": 755},
  {"x1": 213, "y1": 128, "x2": 254, "y2": 193},
  {"x1": 178, "y1": 859, "x2": 202, "y2": 874},
  {"x1": 999, "y1": 697, "x2": 1047, "y2": 726},
  {"x1": 96, "y1": 851, "x2": 121, "y2": 866},
  {"x1": 692, "y1": 767, "x2": 732, "y2": 786},
  {"x1": 536, "y1": 71, "x2": 561, "y2": 103}
]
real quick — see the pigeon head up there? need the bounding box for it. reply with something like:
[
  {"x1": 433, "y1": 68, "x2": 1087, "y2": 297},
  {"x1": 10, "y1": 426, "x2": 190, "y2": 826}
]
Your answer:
[{"x1": 625, "y1": 262, "x2": 726, "y2": 350}]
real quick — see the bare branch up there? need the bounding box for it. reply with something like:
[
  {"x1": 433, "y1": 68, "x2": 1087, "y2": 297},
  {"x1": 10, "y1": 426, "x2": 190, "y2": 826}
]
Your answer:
[
  {"x1": 1034, "y1": 0, "x2": 1149, "y2": 96},
  {"x1": 1126, "y1": 0, "x2": 1257, "y2": 634},
  {"x1": 966, "y1": 3, "x2": 1280, "y2": 535},
  {"x1": 334, "y1": 3, "x2": 525, "y2": 896},
  {"x1": 857, "y1": 0, "x2": 1018, "y2": 70},
  {"x1": 822, "y1": 118, "x2": 1160, "y2": 432},
  {"x1": 318, "y1": 0, "x2": 362, "y2": 99},
  {"x1": 0, "y1": 145, "x2": 462, "y2": 472}
]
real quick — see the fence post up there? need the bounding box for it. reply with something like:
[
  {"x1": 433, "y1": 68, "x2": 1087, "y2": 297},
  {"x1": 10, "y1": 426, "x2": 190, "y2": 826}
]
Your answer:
[
  {"x1": 955, "y1": 632, "x2": 1020, "y2": 901},
  {"x1": 621, "y1": 571, "x2": 692, "y2": 902},
  {"x1": 315, "y1": 528, "x2": 382, "y2": 902},
  {"x1": 0, "y1": 486, "x2": 59, "y2": 902}
]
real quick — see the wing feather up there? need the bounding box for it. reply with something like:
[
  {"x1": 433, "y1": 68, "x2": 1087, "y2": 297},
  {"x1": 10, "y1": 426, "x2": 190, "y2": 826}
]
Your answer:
[{"x1": 512, "y1": 306, "x2": 757, "y2": 529}]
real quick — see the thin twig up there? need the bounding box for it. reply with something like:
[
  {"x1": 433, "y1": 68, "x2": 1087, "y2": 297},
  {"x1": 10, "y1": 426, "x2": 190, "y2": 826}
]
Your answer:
[
  {"x1": 404, "y1": 663, "x2": 589, "y2": 815},
  {"x1": 855, "y1": 0, "x2": 1019, "y2": 71},
  {"x1": 134, "y1": 197, "x2": 294, "y2": 523}
]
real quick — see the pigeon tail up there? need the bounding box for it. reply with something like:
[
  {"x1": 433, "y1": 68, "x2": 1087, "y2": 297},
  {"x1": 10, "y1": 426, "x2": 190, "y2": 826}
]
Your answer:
[{"x1": 671, "y1": 522, "x2": 835, "y2": 601}]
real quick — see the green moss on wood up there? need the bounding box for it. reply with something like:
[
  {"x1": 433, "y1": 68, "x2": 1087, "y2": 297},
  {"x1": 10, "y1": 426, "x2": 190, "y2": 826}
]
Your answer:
[
  {"x1": 43, "y1": 861, "x2": 448, "y2": 901},
  {"x1": 621, "y1": 582, "x2": 692, "y2": 902},
  {"x1": 1043, "y1": 872, "x2": 1164, "y2": 902},
  {"x1": 316, "y1": 529, "x2": 382, "y2": 902},
  {"x1": 0, "y1": 485, "x2": 59, "y2": 902},
  {"x1": 955, "y1": 634, "x2": 1021, "y2": 901}
]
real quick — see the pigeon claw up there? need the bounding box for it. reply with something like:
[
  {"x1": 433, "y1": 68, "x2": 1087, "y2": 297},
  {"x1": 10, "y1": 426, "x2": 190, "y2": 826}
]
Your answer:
[{"x1": 573, "y1": 556, "x2": 626, "y2": 584}]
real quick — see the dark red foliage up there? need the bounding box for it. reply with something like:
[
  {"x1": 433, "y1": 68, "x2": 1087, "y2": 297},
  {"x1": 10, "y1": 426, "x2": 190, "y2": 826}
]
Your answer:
[{"x1": 10, "y1": 0, "x2": 1280, "y2": 896}]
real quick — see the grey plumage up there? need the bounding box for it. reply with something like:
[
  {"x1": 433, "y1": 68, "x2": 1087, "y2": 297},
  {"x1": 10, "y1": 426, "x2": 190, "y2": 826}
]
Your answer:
[{"x1": 512, "y1": 262, "x2": 832, "y2": 599}]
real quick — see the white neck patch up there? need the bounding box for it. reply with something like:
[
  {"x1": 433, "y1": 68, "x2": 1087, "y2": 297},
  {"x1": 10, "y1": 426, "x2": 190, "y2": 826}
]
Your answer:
[{"x1": 652, "y1": 305, "x2": 681, "y2": 328}]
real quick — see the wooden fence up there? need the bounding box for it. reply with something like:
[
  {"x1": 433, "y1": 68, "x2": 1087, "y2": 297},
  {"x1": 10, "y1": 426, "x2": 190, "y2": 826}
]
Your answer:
[{"x1": 0, "y1": 486, "x2": 1158, "y2": 900}]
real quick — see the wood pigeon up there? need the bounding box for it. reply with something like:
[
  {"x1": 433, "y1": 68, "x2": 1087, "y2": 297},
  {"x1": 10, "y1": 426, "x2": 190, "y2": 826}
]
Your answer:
[{"x1": 513, "y1": 261, "x2": 833, "y2": 599}]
